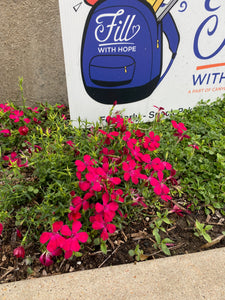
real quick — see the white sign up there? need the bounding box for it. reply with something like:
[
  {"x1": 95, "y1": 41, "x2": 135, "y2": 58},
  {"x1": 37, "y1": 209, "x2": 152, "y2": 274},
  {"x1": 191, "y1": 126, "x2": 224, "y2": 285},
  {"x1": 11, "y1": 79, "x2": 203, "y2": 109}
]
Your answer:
[{"x1": 59, "y1": 0, "x2": 225, "y2": 123}]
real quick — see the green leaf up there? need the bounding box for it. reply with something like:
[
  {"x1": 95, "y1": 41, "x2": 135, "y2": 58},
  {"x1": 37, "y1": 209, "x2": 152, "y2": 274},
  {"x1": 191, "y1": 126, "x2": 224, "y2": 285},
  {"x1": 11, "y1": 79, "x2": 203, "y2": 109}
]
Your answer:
[
  {"x1": 163, "y1": 238, "x2": 174, "y2": 244},
  {"x1": 128, "y1": 250, "x2": 135, "y2": 257},
  {"x1": 161, "y1": 243, "x2": 171, "y2": 256},
  {"x1": 203, "y1": 232, "x2": 212, "y2": 243},
  {"x1": 74, "y1": 252, "x2": 82, "y2": 257},
  {"x1": 100, "y1": 242, "x2": 107, "y2": 255}
]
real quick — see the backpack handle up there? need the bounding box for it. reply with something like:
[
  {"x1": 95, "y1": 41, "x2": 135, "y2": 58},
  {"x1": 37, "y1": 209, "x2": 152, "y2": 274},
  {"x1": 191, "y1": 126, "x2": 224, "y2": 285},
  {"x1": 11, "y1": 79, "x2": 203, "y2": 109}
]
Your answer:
[{"x1": 158, "y1": 12, "x2": 180, "y2": 84}]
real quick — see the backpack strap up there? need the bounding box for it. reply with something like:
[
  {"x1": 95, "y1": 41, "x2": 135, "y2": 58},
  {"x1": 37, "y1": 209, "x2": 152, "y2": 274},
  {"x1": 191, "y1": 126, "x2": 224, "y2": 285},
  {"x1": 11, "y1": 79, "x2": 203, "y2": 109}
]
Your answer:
[{"x1": 158, "y1": 12, "x2": 180, "y2": 84}]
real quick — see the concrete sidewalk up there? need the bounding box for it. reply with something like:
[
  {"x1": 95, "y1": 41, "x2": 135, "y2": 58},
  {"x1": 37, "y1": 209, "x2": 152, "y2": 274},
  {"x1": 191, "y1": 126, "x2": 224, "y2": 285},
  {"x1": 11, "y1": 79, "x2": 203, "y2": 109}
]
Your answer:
[{"x1": 0, "y1": 247, "x2": 224, "y2": 300}]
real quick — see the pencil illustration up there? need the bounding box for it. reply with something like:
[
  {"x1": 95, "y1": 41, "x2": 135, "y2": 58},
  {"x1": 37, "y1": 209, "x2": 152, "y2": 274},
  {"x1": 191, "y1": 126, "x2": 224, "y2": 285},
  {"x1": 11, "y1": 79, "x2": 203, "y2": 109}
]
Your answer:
[
  {"x1": 153, "y1": 0, "x2": 164, "y2": 12},
  {"x1": 146, "y1": 0, "x2": 156, "y2": 6}
]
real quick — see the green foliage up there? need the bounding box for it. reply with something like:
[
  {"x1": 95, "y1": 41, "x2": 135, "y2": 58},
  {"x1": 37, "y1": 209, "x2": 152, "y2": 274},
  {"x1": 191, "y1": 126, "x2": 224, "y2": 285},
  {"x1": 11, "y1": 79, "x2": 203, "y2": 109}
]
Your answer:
[
  {"x1": 1, "y1": 93, "x2": 225, "y2": 257},
  {"x1": 128, "y1": 244, "x2": 144, "y2": 261},
  {"x1": 194, "y1": 220, "x2": 213, "y2": 243},
  {"x1": 151, "y1": 98, "x2": 225, "y2": 215}
]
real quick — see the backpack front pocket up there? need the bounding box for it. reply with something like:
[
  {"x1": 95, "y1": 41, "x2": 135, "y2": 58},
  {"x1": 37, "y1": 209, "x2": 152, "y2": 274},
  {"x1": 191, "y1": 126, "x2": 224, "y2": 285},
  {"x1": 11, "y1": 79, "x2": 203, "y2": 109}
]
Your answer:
[{"x1": 89, "y1": 55, "x2": 135, "y2": 87}]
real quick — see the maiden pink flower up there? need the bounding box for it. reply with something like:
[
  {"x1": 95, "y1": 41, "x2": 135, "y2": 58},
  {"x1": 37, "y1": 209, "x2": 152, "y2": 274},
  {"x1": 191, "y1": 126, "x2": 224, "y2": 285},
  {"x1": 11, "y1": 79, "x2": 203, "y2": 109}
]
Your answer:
[
  {"x1": 171, "y1": 120, "x2": 187, "y2": 134},
  {"x1": 150, "y1": 171, "x2": 171, "y2": 201},
  {"x1": 61, "y1": 221, "x2": 88, "y2": 259},
  {"x1": 9, "y1": 110, "x2": 24, "y2": 122},
  {"x1": 23, "y1": 118, "x2": 31, "y2": 124},
  {"x1": 122, "y1": 160, "x2": 147, "y2": 184},
  {"x1": 33, "y1": 117, "x2": 41, "y2": 124},
  {"x1": 39, "y1": 252, "x2": 54, "y2": 267},
  {"x1": 13, "y1": 246, "x2": 25, "y2": 258},
  {"x1": 0, "y1": 223, "x2": 3, "y2": 235},
  {"x1": 92, "y1": 214, "x2": 116, "y2": 241},
  {"x1": 18, "y1": 125, "x2": 29, "y2": 136},
  {"x1": 0, "y1": 129, "x2": 11, "y2": 137},
  {"x1": 143, "y1": 131, "x2": 160, "y2": 151},
  {"x1": 75, "y1": 155, "x2": 96, "y2": 172},
  {"x1": 40, "y1": 221, "x2": 65, "y2": 253},
  {"x1": 188, "y1": 144, "x2": 199, "y2": 150},
  {"x1": 16, "y1": 229, "x2": 22, "y2": 239},
  {"x1": 98, "y1": 129, "x2": 119, "y2": 145},
  {"x1": 95, "y1": 193, "x2": 119, "y2": 222},
  {"x1": 27, "y1": 107, "x2": 39, "y2": 113},
  {"x1": 71, "y1": 196, "x2": 89, "y2": 211},
  {"x1": 39, "y1": 248, "x2": 62, "y2": 267}
]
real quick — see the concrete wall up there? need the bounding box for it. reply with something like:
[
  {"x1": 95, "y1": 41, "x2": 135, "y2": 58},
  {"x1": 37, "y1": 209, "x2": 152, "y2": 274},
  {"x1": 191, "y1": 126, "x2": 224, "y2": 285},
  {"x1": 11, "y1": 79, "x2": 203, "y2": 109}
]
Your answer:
[{"x1": 0, "y1": 0, "x2": 68, "y2": 106}]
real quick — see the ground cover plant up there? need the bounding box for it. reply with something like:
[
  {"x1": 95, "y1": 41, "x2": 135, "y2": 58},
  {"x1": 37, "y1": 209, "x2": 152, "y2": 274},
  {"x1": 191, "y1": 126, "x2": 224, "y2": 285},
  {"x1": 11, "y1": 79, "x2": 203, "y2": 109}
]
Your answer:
[{"x1": 0, "y1": 83, "x2": 225, "y2": 282}]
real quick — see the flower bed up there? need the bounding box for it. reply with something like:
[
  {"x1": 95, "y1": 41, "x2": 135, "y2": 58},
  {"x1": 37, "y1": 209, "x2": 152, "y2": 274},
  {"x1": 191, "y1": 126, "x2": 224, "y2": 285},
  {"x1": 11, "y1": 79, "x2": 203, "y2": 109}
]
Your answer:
[{"x1": 0, "y1": 86, "x2": 225, "y2": 282}]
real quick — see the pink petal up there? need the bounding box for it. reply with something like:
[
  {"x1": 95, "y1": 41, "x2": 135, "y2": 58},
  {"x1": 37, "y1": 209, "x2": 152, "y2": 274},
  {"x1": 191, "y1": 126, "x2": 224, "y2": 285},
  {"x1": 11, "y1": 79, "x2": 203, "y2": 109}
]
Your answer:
[
  {"x1": 64, "y1": 250, "x2": 73, "y2": 259},
  {"x1": 47, "y1": 236, "x2": 58, "y2": 252},
  {"x1": 154, "y1": 185, "x2": 162, "y2": 195},
  {"x1": 124, "y1": 173, "x2": 130, "y2": 181},
  {"x1": 61, "y1": 225, "x2": 71, "y2": 236},
  {"x1": 52, "y1": 221, "x2": 63, "y2": 232},
  {"x1": 72, "y1": 221, "x2": 82, "y2": 234},
  {"x1": 92, "y1": 221, "x2": 104, "y2": 230},
  {"x1": 95, "y1": 202, "x2": 104, "y2": 213},
  {"x1": 108, "y1": 202, "x2": 119, "y2": 211},
  {"x1": 107, "y1": 223, "x2": 116, "y2": 234},
  {"x1": 150, "y1": 177, "x2": 159, "y2": 187},
  {"x1": 70, "y1": 238, "x2": 80, "y2": 252},
  {"x1": 79, "y1": 181, "x2": 91, "y2": 191},
  {"x1": 77, "y1": 231, "x2": 88, "y2": 243},
  {"x1": 40, "y1": 232, "x2": 52, "y2": 244},
  {"x1": 101, "y1": 228, "x2": 108, "y2": 241}
]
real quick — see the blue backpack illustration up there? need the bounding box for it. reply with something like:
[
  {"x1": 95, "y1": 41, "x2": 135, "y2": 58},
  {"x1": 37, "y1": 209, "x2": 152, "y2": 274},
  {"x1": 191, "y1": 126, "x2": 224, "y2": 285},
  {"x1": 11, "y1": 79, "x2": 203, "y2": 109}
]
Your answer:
[{"x1": 81, "y1": 0, "x2": 180, "y2": 104}]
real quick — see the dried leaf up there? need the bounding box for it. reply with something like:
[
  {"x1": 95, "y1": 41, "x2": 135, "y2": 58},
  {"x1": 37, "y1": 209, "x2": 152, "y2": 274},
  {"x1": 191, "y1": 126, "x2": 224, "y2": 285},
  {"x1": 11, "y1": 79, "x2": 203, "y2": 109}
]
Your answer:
[{"x1": 131, "y1": 231, "x2": 148, "y2": 240}]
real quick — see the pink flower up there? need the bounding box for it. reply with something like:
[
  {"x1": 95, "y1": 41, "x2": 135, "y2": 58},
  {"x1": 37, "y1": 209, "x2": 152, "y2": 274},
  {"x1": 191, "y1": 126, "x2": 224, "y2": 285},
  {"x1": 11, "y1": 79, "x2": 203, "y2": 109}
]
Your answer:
[
  {"x1": 143, "y1": 131, "x2": 160, "y2": 151},
  {"x1": 39, "y1": 249, "x2": 62, "y2": 266},
  {"x1": 40, "y1": 221, "x2": 65, "y2": 253},
  {"x1": 57, "y1": 105, "x2": 65, "y2": 109},
  {"x1": 150, "y1": 171, "x2": 172, "y2": 201},
  {"x1": 98, "y1": 129, "x2": 119, "y2": 145},
  {"x1": 85, "y1": 167, "x2": 102, "y2": 192},
  {"x1": 27, "y1": 107, "x2": 39, "y2": 113},
  {"x1": 92, "y1": 214, "x2": 116, "y2": 241},
  {"x1": 71, "y1": 196, "x2": 89, "y2": 211},
  {"x1": 33, "y1": 117, "x2": 41, "y2": 124},
  {"x1": 171, "y1": 120, "x2": 187, "y2": 134},
  {"x1": 130, "y1": 189, "x2": 147, "y2": 208},
  {"x1": 9, "y1": 110, "x2": 24, "y2": 122},
  {"x1": 188, "y1": 144, "x2": 199, "y2": 150},
  {"x1": 66, "y1": 140, "x2": 75, "y2": 148},
  {"x1": 18, "y1": 125, "x2": 29, "y2": 136},
  {"x1": 39, "y1": 252, "x2": 54, "y2": 267},
  {"x1": 170, "y1": 205, "x2": 191, "y2": 217},
  {"x1": 0, "y1": 129, "x2": 11, "y2": 137},
  {"x1": 95, "y1": 193, "x2": 119, "y2": 222},
  {"x1": 0, "y1": 223, "x2": 3, "y2": 235},
  {"x1": 13, "y1": 246, "x2": 25, "y2": 258},
  {"x1": 0, "y1": 103, "x2": 13, "y2": 112},
  {"x1": 122, "y1": 160, "x2": 147, "y2": 184},
  {"x1": 16, "y1": 229, "x2": 22, "y2": 239},
  {"x1": 61, "y1": 221, "x2": 88, "y2": 259},
  {"x1": 3, "y1": 152, "x2": 28, "y2": 168},
  {"x1": 75, "y1": 155, "x2": 96, "y2": 172},
  {"x1": 23, "y1": 118, "x2": 31, "y2": 124}
]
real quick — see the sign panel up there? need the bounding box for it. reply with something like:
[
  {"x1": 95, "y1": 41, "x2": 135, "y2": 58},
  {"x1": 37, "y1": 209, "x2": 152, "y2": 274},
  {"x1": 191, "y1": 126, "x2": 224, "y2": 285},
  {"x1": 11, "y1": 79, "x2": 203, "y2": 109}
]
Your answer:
[{"x1": 59, "y1": 0, "x2": 225, "y2": 122}]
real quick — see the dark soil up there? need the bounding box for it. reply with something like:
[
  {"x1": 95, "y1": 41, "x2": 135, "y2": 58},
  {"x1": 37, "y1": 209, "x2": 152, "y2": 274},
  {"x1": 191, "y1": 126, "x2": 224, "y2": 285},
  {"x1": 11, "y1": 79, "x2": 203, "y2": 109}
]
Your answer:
[{"x1": 0, "y1": 208, "x2": 225, "y2": 284}]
